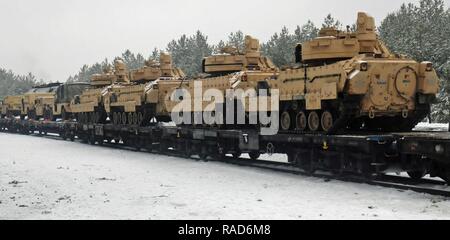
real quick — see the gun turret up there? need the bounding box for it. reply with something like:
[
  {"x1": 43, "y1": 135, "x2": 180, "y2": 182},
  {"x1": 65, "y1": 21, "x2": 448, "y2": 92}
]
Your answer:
[
  {"x1": 202, "y1": 35, "x2": 276, "y2": 76},
  {"x1": 295, "y1": 12, "x2": 390, "y2": 65}
]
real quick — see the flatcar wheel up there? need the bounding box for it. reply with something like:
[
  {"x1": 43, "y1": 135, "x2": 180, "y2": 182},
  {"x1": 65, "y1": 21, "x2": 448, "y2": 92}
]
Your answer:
[
  {"x1": 232, "y1": 151, "x2": 242, "y2": 159},
  {"x1": 280, "y1": 111, "x2": 291, "y2": 131},
  {"x1": 199, "y1": 153, "x2": 208, "y2": 161},
  {"x1": 295, "y1": 111, "x2": 307, "y2": 131},
  {"x1": 407, "y1": 170, "x2": 426, "y2": 180},
  {"x1": 321, "y1": 111, "x2": 334, "y2": 132},
  {"x1": 249, "y1": 151, "x2": 260, "y2": 161},
  {"x1": 308, "y1": 111, "x2": 320, "y2": 132}
]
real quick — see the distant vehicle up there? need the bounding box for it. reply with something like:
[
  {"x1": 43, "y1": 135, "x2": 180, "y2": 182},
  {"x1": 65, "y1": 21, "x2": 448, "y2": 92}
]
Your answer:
[
  {"x1": 23, "y1": 83, "x2": 62, "y2": 120},
  {"x1": 1, "y1": 95, "x2": 23, "y2": 119},
  {"x1": 70, "y1": 59, "x2": 129, "y2": 124},
  {"x1": 103, "y1": 53, "x2": 185, "y2": 126},
  {"x1": 34, "y1": 82, "x2": 91, "y2": 121}
]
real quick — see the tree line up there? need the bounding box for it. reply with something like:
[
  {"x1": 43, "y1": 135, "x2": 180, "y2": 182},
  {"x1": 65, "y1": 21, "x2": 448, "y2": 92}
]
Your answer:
[
  {"x1": 0, "y1": 69, "x2": 42, "y2": 100},
  {"x1": 1, "y1": 0, "x2": 449, "y2": 122}
]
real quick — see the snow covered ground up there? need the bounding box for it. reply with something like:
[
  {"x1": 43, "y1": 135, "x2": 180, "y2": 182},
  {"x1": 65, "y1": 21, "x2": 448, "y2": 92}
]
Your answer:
[
  {"x1": 414, "y1": 122, "x2": 449, "y2": 132},
  {"x1": 0, "y1": 132, "x2": 450, "y2": 220}
]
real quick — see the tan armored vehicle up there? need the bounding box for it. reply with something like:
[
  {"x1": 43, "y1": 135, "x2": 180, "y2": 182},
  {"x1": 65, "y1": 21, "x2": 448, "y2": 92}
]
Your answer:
[
  {"x1": 103, "y1": 53, "x2": 185, "y2": 125},
  {"x1": 271, "y1": 12, "x2": 439, "y2": 132},
  {"x1": 149, "y1": 35, "x2": 278, "y2": 124},
  {"x1": 145, "y1": 78, "x2": 189, "y2": 122},
  {"x1": 71, "y1": 59, "x2": 129, "y2": 124},
  {"x1": 0, "y1": 95, "x2": 23, "y2": 118},
  {"x1": 31, "y1": 82, "x2": 90, "y2": 121},
  {"x1": 20, "y1": 83, "x2": 62, "y2": 120}
]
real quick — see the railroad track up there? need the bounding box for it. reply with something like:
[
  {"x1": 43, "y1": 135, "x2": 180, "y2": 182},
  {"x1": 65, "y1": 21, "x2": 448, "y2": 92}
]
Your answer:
[{"x1": 2, "y1": 129, "x2": 448, "y2": 198}]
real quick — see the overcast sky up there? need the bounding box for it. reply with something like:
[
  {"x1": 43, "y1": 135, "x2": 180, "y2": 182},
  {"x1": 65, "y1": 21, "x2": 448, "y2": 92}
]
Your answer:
[{"x1": 0, "y1": 0, "x2": 448, "y2": 82}]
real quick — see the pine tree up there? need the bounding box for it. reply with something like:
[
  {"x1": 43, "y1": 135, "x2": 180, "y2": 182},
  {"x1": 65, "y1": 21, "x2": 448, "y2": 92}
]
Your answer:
[
  {"x1": 213, "y1": 40, "x2": 226, "y2": 54},
  {"x1": 167, "y1": 31, "x2": 213, "y2": 77},
  {"x1": 262, "y1": 26, "x2": 296, "y2": 67},
  {"x1": 293, "y1": 20, "x2": 319, "y2": 43},
  {"x1": 149, "y1": 48, "x2": 160, "y2": 61},
  {"x1": 0, "y1": 68, "x2": 41, "y2": 99},
  {"x1": 227, "y1": 31, "x2": 245, "y2": 52},
  {"x1": 379, "y1": 0, "x2": 450, "y2": 122},
  {"x1": 322, "y1": 14, "x2": 342, "y2": 29}
]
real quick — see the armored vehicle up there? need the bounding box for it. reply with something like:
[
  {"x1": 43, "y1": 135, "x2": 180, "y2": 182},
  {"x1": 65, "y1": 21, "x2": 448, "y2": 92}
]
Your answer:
[
  {"x1": 271, "y1": 12, "x2": 440, "y2": 133},
  {"x1": 145, "y1": 78, "x2": 189, "y2": 123},
  {"x1": 21, "y1": 83, "x2": 62, "y2": 120},
  {"x1": 152, "y1": 35, "x2": 278, "y2": 125},
  {"x1": 32, "y1": 82, "x2": 90, "y2": 121},
  {"x1": 71, "y1": 59, "x2": 129, "y2": 124},
  {"x1": 103, "y1": 53, "x2": 185, "y2": 126},
  {"x1": 1, "y1": 95, "x2": 23, "y2": 118}
]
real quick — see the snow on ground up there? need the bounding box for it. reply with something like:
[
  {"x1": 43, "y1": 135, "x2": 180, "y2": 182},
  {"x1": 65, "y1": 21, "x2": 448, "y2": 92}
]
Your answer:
[
  {"x1": 0, "y1": 133, "x2": 449, "y2": 220},
  {"x1": 414, "y1": 122, "x2": 449, "y2": 132}
]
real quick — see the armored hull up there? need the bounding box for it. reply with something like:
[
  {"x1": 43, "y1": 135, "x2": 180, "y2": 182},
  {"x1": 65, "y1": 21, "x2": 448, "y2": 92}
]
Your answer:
[
  {"x1": 103, "y1": 53, "x2": 186, "y2": 126},
  {"x1": 71, "y1": 59, "x2": 129, "y2": 124},
  {"x1": 273, "y1": 12, "x2": 439, "y2": 133},
  {"x1": 1, "y1": 95, "x2": 23, "y2": 118}
]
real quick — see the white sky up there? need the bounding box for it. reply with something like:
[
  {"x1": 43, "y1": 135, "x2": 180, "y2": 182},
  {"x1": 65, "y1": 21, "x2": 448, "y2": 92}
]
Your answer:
[{"x1": 0, "y1": 0, "x2": 448, "y2": 82}]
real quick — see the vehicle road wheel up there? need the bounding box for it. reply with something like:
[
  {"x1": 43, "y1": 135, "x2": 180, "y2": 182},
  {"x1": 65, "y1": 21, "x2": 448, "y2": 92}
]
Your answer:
[
  {"x1": 121, "y1": 112, "x2": 127, "y2": 125},
  {"x1": 308, "y1": 111, "x2": 320, "y2": 132},
  {"x1": 128, "y1": 113, "x2": 133, "y2": 125},
  {"x1": 280, "y1": 111, "x2": 291, "y2": 131},
  {"x1": 321, "y1": 110, "x2": 334, "y2": 132},
  {"x1": 295, "y1": 111, "x2": 307, "y2": 131},
  {"x1": 407, "y1": 170, "x2": 426, "y2": 180},
  {"x1": 137, "y1": 112, "x2": 144, "y2": 126}
]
